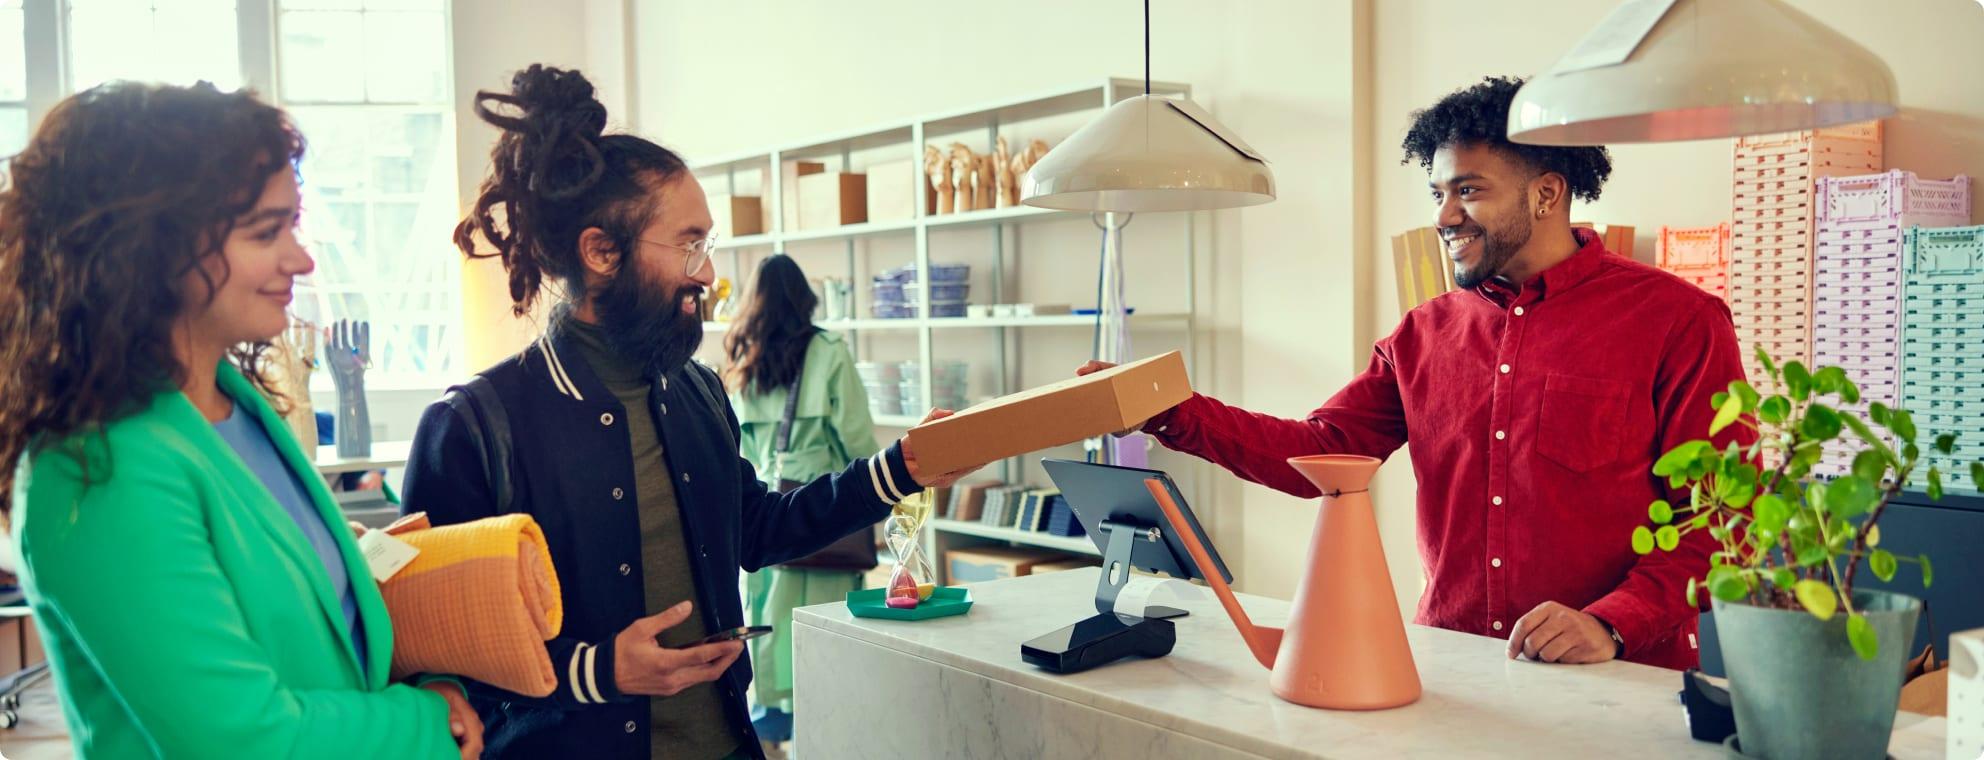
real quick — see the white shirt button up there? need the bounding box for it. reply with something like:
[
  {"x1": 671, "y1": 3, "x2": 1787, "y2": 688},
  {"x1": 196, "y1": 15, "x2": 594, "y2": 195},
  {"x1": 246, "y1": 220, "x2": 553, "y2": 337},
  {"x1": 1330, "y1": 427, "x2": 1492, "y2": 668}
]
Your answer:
[
  {"x1": 659, "y1": 403, "x2": 669, "y2": 415},
  {"x1": 1493, "y1": 620, "x2": 1505, "y2": 631},
  {"x1": 1492, "y1": 496, "x2": 1503, "y2": 506},
  {"x1": 1513, "y1": 306, "x2": 1526, "y2": 316},
  {"x1": 624, "y1": 721, "x2": 637, "y2": 733},
  {"x1": 612, "y1": 487, "x2": 625, "y2": 501},
  {"x1": 682, "y1": 473, "x2": 692, "y2": 483},
  {"x1": 1499, "y1": 364, "x2": 1511, "y2": 374},
  {"x1": 600, "y1": 412, "x2": 615, "y2": 426},
  {"x1": 1491, "y1": 557, "x2": 1503, "y2": 568},
  {"x1": 1495, "y1": 430, "x2": 1506, "y2": 440},
  {"x1": 619, "y1": 564, "x2": 631, "y2": 575}
]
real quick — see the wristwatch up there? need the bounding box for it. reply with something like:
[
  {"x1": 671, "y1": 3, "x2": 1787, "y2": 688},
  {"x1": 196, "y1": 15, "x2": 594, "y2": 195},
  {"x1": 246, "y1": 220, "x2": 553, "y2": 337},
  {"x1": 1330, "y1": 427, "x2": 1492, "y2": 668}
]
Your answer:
[{"x1": 1603, "y1": 622, "x2": 1626, "y2": 657}]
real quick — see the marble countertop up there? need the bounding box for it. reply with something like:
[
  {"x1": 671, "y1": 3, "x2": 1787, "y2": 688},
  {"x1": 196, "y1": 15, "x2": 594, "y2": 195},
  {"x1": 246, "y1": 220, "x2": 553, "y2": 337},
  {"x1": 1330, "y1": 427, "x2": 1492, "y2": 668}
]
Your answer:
[{"x1": 794, "y1": 568, "x2": 1946, "y2": 759}]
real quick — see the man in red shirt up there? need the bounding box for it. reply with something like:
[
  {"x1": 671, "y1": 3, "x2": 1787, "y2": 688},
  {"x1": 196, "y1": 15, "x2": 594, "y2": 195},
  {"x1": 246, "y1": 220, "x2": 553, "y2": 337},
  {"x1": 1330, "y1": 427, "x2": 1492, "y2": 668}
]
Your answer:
[{"x1": 1082, "y1": 76, "x2": 1745, "y2": 670}]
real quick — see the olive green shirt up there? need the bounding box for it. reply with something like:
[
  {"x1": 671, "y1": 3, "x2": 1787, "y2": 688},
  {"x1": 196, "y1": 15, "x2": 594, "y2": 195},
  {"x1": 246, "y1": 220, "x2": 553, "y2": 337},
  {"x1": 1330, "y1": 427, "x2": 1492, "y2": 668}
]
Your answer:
[{"x1": 567, "y1": 320, "x2": 739, "y2": 760}]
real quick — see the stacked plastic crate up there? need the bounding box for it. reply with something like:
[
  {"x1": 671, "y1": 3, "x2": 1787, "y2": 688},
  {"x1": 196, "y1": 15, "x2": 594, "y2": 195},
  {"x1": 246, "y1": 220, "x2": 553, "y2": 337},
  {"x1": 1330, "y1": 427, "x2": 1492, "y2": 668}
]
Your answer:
[
  {"x1": 1728, "y1": 122, "x2": 1884, "y2": 384},
  {"x1": 1656, "y1": 223, "x2": 1732, "y2": 298},
  {"x1": 1809, "y1": 171, "x2": 1972, "y2": 477},
  {"x1": 1900, "y1": 225, "x2": 1984, "y2": 493}
]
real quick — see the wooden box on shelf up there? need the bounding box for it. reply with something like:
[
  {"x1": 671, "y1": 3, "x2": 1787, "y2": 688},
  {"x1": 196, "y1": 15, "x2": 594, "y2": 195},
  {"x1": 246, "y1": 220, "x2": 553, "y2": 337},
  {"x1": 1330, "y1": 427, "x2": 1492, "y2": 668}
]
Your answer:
[
  {"x1": 944, "y1": 545, "x2": 1071, "y2": 585},
  {"x1": 709, "y1": 194, "x2": 764, "y2": 238},
  {"x1": 865, "y1": 158, "x2": 924, "y2": 223},
  {"x1": 797, "y1": 172, "x2": 869, "y2": 230}
]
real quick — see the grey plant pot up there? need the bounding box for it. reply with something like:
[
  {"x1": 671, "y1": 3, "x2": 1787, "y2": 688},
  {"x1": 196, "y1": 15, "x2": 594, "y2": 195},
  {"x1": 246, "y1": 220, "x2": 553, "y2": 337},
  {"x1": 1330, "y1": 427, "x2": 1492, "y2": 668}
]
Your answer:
[{"x1": 1712, "y1": 590, "x2": 1921, "y2": 760}]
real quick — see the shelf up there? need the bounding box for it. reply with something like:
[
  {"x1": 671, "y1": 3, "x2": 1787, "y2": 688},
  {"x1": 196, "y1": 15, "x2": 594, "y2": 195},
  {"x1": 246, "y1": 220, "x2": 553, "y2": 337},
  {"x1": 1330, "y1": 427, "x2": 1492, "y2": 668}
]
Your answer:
[
  {"x1": 873, "y1": 414, "x2": 923, "y2": 428},
  {"x1": 782, "y1": 217, "x2": 919, "y2": 245},
  {"x1": 705, "y1": 314, "x2": 1187, "y2": 333},
  {"x1": 929, "y1": 518, "x2": 1100, "y2": 557},
  {"x1": 923, "y1": 205, "x2": 1071, "y2": 230},
  {"x1": 315, "y1": 440, "x2": 413, "y2": 475},
  {"x1": 716, "y1": 233, "x2": 778, "y2": 251},
  {"x1": 704, "y1": 318, "x2": 927, "y2": 333}
]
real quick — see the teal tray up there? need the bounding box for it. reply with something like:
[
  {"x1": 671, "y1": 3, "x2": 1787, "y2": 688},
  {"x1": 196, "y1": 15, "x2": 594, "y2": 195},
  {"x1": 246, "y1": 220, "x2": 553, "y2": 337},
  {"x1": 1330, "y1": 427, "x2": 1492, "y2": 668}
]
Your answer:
[{"x1": 846, "y1": 586, "x2": 973, "y2": 621}]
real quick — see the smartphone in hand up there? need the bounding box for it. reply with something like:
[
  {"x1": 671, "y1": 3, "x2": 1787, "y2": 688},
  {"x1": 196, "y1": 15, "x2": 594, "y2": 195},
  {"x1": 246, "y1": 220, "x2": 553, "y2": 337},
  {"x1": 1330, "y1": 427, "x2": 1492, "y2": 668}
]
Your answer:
[{"x1": 661, "y1": 625, "x2": 773, "y2": 648}]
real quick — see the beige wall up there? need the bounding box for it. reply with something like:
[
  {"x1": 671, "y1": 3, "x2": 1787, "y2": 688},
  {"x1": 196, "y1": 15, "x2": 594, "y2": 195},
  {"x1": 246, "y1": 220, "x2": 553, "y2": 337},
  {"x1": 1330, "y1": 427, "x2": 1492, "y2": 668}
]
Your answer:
[{"x1": 1363, "y1": 0, "x2": 1984, "y2": 614}]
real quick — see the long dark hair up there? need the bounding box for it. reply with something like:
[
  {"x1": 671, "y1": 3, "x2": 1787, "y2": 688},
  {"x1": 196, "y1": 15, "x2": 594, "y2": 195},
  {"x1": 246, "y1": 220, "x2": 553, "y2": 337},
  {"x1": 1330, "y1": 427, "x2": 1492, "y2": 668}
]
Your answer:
[
  {"x1": 0, "y1": 82, "x2": 304, "y2": 518},
  {"x1": 724, "y1": 255, "x2": 819, "y2": 394},
  {"x1": 455, "y1": 65, "x2": 688, "y2": 316}
]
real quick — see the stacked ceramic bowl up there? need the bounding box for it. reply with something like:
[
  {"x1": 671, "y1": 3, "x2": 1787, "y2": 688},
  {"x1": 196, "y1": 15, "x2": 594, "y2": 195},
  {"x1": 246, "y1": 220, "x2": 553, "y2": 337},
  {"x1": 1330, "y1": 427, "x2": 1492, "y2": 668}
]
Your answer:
[{"x1": 856, "y1": 361, "x2": 905, "y2": 415}]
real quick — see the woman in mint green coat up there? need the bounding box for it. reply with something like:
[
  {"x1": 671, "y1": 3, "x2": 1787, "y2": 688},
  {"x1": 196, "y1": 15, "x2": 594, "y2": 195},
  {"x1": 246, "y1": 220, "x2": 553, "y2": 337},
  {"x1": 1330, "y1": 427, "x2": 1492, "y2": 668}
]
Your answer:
[
  {"x1": 0, "y1": 83, "x2": 476, "y2": 759},
  {"x1": 721, "y1": 255, "x2": 883, "y2": 753}
]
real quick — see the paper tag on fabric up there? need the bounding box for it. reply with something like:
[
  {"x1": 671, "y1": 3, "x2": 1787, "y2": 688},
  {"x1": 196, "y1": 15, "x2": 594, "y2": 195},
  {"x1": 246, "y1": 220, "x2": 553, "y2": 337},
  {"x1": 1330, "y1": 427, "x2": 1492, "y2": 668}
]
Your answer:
[{"x1": 358, "y1": 530, "x2": 420, "y2": 582}]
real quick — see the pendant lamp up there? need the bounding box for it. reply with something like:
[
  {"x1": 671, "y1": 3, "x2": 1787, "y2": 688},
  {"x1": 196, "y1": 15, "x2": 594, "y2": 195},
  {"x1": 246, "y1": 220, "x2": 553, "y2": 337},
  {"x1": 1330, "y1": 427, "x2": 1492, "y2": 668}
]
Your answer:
[
  {"x1": 1021, "y1": 1, "x2": 1275, "y2": 211},
  {"x1": 1508, "y1": 0, "x2": 1897, "y2": 146}
]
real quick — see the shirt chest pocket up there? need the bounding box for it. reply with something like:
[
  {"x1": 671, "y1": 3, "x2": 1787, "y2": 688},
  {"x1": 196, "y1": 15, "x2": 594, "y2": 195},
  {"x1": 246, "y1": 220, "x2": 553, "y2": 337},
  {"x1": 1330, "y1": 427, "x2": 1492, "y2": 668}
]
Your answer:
[{"x1": 1536, "y1": 373, "x2": 1635, "y2": 473}]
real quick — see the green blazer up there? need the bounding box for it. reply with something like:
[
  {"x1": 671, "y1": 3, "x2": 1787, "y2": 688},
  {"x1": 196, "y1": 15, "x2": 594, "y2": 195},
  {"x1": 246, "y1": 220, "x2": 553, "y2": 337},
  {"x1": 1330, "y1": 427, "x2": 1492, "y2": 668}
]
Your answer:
[{"x1": 13, "y1": 362, "x2": 457, "y2": 759}]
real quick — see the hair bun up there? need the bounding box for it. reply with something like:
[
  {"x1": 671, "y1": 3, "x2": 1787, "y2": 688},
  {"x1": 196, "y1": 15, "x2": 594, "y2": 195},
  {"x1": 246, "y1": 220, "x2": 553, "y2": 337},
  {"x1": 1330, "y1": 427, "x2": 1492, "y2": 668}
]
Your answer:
[{"x1": 510, "y1": 64, "x2": 606, "y2": 138}]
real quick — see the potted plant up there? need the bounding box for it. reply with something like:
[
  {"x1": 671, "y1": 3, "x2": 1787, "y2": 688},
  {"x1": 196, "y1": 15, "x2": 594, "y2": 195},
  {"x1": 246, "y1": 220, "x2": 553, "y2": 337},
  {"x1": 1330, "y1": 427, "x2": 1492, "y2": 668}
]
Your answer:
[{"x1": 1636, "y1": 348, "x2": 1982, "y2": 760}]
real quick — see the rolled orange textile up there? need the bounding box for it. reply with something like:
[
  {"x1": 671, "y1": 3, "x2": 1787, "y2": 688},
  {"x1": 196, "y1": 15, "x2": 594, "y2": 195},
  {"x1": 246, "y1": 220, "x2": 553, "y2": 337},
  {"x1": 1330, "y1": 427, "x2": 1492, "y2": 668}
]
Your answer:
[{"x1": 379, "y1": 512, "x2": 563, "y2": 697}]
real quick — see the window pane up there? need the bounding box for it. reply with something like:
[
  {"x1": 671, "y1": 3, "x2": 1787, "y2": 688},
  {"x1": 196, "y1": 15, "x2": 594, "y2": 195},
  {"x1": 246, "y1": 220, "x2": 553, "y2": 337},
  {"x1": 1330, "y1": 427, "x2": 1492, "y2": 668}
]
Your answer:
[
  {"x1": 1, "y1": 3, "x2": 24, "y2": 101},
  {"x1": 68, "y1": 2, "x2": 241, "y2": 92},
  {"x1": 1, "y1": 106, "x2": 27, "y2": 160},
  {"x1": 362, "y1": 11, "x2": 445, "y2": 103},
  {"x1": 290, "y1": 105, "x2": 460, "y2": 379},
  {"x1": 278, "y1": 10, "x2": 364, "y2": 101}
]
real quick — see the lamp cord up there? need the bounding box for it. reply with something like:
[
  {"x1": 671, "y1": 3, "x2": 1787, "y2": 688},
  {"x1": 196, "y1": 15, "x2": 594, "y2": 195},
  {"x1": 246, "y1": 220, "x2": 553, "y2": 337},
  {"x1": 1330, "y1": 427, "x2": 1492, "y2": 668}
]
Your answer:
[{"x1": 1143, "y1": 0, "x2": 1151, "y2": 96}]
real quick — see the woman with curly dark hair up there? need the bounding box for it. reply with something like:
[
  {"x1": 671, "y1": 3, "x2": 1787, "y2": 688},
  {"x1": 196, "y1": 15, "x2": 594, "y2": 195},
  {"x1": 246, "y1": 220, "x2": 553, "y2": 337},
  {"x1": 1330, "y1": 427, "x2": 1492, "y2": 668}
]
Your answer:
[
  {"x1": 1076, "y1": 75, "x2": 1744, "y2": 673},
  {"x1": 0, "y1": 82, "x2": 479, "y2": 759}
]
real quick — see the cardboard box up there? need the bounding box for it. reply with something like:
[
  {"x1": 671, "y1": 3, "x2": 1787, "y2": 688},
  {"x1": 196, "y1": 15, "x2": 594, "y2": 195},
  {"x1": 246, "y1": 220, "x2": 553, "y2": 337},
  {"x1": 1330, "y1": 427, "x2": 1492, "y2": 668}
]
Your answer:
[
  {"x1": 709, "y1": 194, "x2": 764, "y2": 238},
  {"x1": 797, "y1": 172, "x2": 868, "y2": 230},
  {"x1": 865, "y1": 159, "x2": 921, "y2": 223},
  {"x1": 0, "y1": 617, "x2": 22, "y2": 674},
  {"x1": 780, "y1": 161, "x2": 826, "y2": 231},
  {"x1": 944, "y1": 545, "x2": 1069, "y2": 585},
  {"x1": 906, "y1": 351, "x2": 1192, "y2": 475}
]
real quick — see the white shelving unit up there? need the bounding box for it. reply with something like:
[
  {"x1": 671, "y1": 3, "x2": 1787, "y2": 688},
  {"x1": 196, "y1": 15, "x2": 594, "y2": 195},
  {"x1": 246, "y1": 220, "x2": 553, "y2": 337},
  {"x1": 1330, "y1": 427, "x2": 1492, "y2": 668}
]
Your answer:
[{"x1": 691, "y1": 77, "x2": 1198, "y2": 562}]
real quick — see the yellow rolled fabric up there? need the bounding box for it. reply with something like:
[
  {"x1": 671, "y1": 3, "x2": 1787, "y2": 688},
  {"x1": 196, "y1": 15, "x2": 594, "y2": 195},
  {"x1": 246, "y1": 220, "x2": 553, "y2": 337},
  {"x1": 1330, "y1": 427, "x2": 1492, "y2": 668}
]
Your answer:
[{"x1": 379, "y1": 512, "x2": 563, "y2": 697}]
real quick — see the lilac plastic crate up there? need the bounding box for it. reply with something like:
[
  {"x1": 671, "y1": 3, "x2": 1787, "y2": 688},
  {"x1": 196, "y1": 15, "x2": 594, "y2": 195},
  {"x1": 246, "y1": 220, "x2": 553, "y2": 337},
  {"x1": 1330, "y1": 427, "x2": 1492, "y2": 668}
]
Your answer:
[{"x1": 1816, "y1": 170, "x2": 1971, "y2": 235}]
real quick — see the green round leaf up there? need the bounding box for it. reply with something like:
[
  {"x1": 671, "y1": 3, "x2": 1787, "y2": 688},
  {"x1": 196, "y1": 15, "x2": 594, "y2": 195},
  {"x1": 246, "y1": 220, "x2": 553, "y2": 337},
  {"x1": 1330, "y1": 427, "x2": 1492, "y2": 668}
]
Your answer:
[
  {"x1": 1824, "y1": 475, "x2": 1878, "y2": 519},
  {"x1": 1690, "y1": 513, "x2": 1712, "y2": 530},
  {"x1": 1904, "y1": 442, "x2": 1920, "y2": 462},
  {"x1": 1631, "y1": 525, "x2": 1655, "y2": 555},
  {"x1": 1935, "y1": 433, "x2": 1957, "y2": 456},
  {"x1": 1921, "y1": 555, "x2": 1934, "y2": 587},
  {"x1": 1869, "y1": 402, "x2": 1890, "y2": 426},
  {"x1": 1710, "y1": 394, "x2": 1745, "y2": 436},
  {"x1": 1813, "y1": 366, "x2": 1846, "y2": 396},
  {"x1": 1928, "y1": 468, "x2": 1944, "y2": 501},
  {"x1": 1653, "y1": 440, "x2": 1711, "y2": 478},
  {"x1": 1731, "y1": 381, "x2": 1761, "y2": 413},
  {"x1": 1889, "y1": 409, "x2": 1917, "y2": 444},
  {"x1": 1648, "y1": 499, "x2": 1674, "y2": 524},
  {"x1": 1847, "y1": 613, "x2": 1879, "y2": 661},
  {"x1": 1784, "y1": 361, "x2": 1812, "y2": 401},
  {"x1": 1708, "y1": 566, "x2": 1749, "y2": 602},
  {"x1": 1801, "y1": 404, "x2": 1844, "y2": 441},
  {"x1": 1772, "y1": 568, "x2": 1796, "y2": 589},
  {"x1": 1796, "y1": 545, "x2": 1829, "y2": 568},
  {"x1": 1656, "y1": 525, "x2": 1681, "y2": 552},
  {"x1": 1870, "y1": 549, "x2": 1897, "y2": 583},
  {"x1": 1839, "y1": 378, "x2": 1861, "y2": 405},
  {"x1": 1752, "y1": 494, "x2": 1791, "y2": 533},
  {"x1": 1867, "y1": 524, "x2": 1881, "y2": 547},
  {"x1": 1972, "y1": 462, "x2": 1984, "y2": 492},
  {"x1": 1711, "y1": 391, "x2": 1730, "y2": 411},
  {"x1": 1758, "y1": 395, "x2": 1791, "y2": 424},
  {"x1": 1851, "y1": 450, "x2": 1888, "y2": 483},
  {"x1": 1685, "y1": 577, "x2": 1700, "y2": 608},
  {"x1": 1794, "y1": 579, "x2": 1838, "y2": 620}
]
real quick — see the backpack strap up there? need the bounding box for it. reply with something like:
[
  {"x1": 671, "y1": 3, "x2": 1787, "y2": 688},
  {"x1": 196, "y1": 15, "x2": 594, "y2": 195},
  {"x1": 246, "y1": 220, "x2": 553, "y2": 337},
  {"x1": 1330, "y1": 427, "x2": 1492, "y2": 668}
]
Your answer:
[{"x1": 441, "y1": 374, "x2": 515, "y2": 515}]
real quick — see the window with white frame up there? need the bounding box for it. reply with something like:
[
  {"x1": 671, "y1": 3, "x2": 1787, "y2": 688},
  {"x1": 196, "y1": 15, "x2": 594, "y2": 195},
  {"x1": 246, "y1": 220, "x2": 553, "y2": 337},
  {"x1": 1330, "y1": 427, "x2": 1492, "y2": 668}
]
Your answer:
[
  {"x1": 5, "y1": 0, "x2": 461, "y2": 385},
  {"x1": 1, "y1": 0, "x2": 27, "y2": 158}
]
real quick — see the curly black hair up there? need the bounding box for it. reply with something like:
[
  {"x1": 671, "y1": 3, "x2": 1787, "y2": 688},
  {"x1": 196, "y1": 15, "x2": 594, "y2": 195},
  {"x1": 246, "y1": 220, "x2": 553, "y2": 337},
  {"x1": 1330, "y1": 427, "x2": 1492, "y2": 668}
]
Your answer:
[{"x1": 1401, "y1": 76, "x2": 1612, "y2": 203}]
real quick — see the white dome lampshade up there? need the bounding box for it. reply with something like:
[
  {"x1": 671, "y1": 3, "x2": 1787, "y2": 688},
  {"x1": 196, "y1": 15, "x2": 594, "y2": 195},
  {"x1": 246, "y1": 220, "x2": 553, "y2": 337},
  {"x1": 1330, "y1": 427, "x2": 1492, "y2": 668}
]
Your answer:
[
  {"x1": 1508, "y1": 0, "x2": 1898, "y2": 146},
  {"x1": 1021, "y1": 95, "x2": 1276, "y2": 212}
]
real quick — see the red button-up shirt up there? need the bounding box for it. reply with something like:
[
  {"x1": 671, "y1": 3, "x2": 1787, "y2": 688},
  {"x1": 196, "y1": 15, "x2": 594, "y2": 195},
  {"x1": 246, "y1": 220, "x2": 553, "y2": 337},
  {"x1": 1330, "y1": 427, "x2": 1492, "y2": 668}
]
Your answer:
[{"x1": 1150, "y1": 228, "x2": 1746, "y2": 669}]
